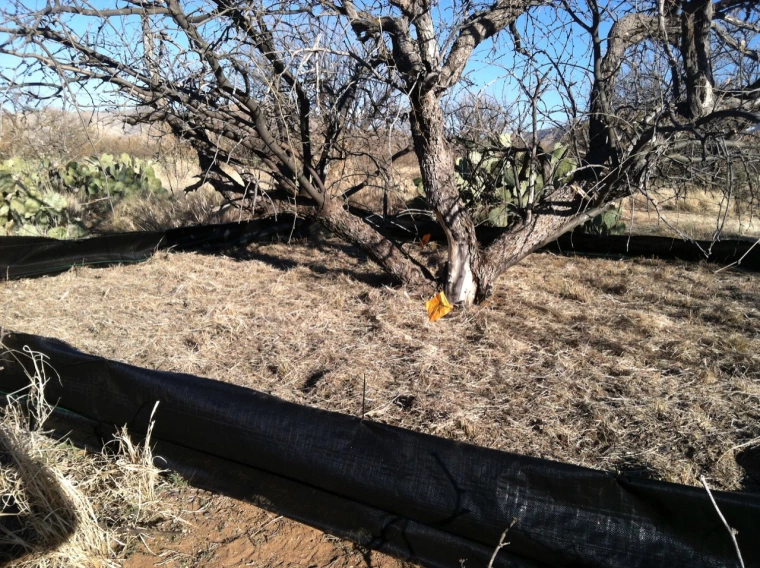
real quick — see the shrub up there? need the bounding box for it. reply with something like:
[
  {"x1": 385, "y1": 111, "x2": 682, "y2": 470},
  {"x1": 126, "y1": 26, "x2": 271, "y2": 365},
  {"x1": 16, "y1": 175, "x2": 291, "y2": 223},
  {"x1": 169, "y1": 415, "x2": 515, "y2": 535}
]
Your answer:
[
  {"x1": 0, "y1": 346, "x2": 171, "y2": 567},
  {"x1": 51, "y1": 153, "x2": 167, "y2": 200},
  {"x1": 1, "y1": 153, "x2": 170, "y2": 237}
]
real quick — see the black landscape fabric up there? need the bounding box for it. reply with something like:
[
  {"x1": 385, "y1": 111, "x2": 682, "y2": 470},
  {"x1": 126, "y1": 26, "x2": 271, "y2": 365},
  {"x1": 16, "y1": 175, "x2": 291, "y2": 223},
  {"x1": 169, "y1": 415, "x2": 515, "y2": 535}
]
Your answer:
[
  {"x1": 1, "y1": 218, "x2": 759, "y2": 281},
  {"x1": 1, "y1": 331, "x2": 758, "y2": 568},
  {"x1": 0, "y1": 217, "x2": 306, "y2": 280},
  {"x1": 547, "y1": 232, "x2": 760, "y2": 270}
]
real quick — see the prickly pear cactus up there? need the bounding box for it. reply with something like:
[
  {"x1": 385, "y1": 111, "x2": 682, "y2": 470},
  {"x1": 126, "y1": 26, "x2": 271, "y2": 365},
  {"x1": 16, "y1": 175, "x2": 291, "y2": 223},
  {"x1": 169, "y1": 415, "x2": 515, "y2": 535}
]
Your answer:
[
  {"x1": 451, "y1": 136, "x2": 577, "y2": 228},
  {"x1": 581, "y1": 206, "x2": 626, "y2": 236},
  {"x1": 1, "y1": 153, "x2": 168, "y2": 238},
  {"x1": 53, "y1": 153, "x2": 167, "y2": 199},
  {"x1": 0, "y1": 158, "x2": 87, "y2": 238},
  {"x1": 412, "y1": 135, "x2": 577, "y2": 229}
]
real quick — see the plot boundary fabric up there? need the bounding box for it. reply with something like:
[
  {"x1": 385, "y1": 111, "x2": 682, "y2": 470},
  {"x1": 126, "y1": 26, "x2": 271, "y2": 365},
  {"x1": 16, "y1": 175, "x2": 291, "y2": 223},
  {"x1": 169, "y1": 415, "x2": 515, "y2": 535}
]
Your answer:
[
  {"x1": 2, "y1": 218, "x2": 758, "y2": 281},
  {"x1": 1, "y1": 332, "x2": 758, "y2": 568},
  {"x1": 0, "y1": 217, "x2": 306, "y2": 280}
]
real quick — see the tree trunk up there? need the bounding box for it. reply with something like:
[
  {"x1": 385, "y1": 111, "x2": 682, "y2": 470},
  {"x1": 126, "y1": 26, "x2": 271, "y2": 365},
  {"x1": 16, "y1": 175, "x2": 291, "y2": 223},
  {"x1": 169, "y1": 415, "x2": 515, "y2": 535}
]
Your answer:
[
  {"x1": 409, "y1": 90, "x2": 481, "y2": 305},
  {"x1": 681, "y1": 0, "x2": 714, "y2": 118},
  {"x1": 587, "y1": 4, "x2": 616, "y2": 168}
]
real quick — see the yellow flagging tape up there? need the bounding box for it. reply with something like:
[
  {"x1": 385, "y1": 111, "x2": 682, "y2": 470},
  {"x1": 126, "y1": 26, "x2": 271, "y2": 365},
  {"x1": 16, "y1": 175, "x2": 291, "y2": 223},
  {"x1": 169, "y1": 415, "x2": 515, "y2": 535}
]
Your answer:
[{"x1": 425, "y1": 291, "x2": 453, "y2": 322}]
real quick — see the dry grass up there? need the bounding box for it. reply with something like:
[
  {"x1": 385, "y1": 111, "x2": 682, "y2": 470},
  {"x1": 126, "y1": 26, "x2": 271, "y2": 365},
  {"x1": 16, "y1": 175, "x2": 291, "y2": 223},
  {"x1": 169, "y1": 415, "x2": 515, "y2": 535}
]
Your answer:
[
  {"x1": 105, "y1": 188, "x2": 248, "y2": 233},
  {"x1": 342, "y1": 165, "x2": 760, "y2": 242},
  {"x1": 329, "y1": 153, "x2": 422, "y2": 215},
  {"x1": 2, "y1": 239, "x2": 758, "y2": 493},
  {"x1": 152, "y1": 159, "x2": 203, "y2": 195},
  {"x1": 0, "y1": 346, "x2": 173, "y2": 567},
  {"x1": 344, "y1": 178, "x2": 417, "y2": 215},
  {"x1": 621, "y1": 189, "x2": 760, "y2": 240}
]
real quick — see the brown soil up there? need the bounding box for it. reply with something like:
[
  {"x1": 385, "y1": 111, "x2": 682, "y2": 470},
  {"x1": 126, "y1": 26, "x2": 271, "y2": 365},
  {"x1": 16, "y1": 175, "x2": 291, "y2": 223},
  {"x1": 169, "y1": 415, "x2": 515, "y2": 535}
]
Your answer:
[
  {"x1": 122, "y1": 486, "x2": 406, "y2": 568},
  {"x1": 2, "y1": 237, "x2": 759, "y2": 566}
]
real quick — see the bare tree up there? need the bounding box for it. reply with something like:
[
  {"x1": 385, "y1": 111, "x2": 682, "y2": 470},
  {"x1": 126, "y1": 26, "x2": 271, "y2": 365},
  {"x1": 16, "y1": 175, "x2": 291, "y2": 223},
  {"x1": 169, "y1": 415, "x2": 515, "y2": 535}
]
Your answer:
[{"x1": 1, "y1": 0, "x2": 758, "y2": 304}]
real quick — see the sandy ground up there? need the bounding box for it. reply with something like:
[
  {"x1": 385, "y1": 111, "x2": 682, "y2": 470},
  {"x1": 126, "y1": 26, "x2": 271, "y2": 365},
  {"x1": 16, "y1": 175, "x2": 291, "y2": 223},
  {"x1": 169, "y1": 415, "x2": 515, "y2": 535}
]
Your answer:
[{"x1": 122, "y1": 487, "x2": 407, "y2": 568}]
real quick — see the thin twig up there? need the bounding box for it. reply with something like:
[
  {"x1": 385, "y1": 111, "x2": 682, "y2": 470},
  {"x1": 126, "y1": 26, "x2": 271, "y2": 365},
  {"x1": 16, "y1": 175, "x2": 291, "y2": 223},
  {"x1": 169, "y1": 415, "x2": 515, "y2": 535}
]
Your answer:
[
  {"x1": 247, "y1": 514, "x2": 283, "y2": 540},
  {"x1": 714, "y1": 236, "x2": 760, "y2": 274},
  {"x1": 361, "y1": 372, "x2": 367, "y2": 421},
  {"x1": 717, "y1": 436, "x2": 760, "y2": 463},
  {"x1": 700, "y1": 476, "x2": 745, "y2": 568},
  {"x1": 487, "y1": 518, "x2": 517, "y2": 568}
]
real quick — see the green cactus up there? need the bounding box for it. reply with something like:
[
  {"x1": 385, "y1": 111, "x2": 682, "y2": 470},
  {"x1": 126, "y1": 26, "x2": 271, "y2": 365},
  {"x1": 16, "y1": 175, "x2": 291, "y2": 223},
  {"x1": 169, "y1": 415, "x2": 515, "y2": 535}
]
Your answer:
[
  {"x1": 581, "y1": 206, "x2": 626, "y2": 236},
  {"x1": 52, "y1": 153, "x2": 167, "y2": 200},
  {"x1": 439, "y1": 138, "x2": 578, "y2": 229},
  {"x1": 1, "y1": 153, "x2": 169, "y2": 238},
  {"x1": 0, "y1": 158, "x2": 86, "y2": 238}
]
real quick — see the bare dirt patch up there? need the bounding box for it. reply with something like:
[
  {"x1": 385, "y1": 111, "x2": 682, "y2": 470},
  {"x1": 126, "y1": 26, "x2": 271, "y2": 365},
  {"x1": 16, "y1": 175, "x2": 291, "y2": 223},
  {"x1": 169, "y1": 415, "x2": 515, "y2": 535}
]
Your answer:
[
  {"x1": 122, "y1": 486, "x2": 407, "y2": 568},
  {"x1": 2, "y1": 238, "x2": 759, "y2": 565}
]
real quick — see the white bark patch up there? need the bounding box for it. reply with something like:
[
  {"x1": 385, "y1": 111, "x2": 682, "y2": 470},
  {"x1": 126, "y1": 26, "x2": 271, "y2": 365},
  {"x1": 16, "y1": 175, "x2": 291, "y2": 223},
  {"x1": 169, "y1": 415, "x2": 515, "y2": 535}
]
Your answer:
[
  {"x1": 702, "y1": 79, "x2": 714, "y2": 113},
  {"x1": 447, "y1": 244, "x2": 477, "y2": 305},
  {"x1": 438, "y1": 212, "x2": 477, "y2": 305}
]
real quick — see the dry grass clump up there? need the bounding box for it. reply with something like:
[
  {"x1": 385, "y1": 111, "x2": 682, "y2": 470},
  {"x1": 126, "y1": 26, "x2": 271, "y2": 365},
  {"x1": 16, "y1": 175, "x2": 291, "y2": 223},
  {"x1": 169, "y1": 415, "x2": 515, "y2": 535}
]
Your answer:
[
  {"x1": 104, "y1": 188, "x2": 249, "y2": 233},
  {"x1": 1, "y1": 241, "x2": 759, "y2": 492},
  {"x1": 325, "y1": 152, "x2": 422, "y2": 215},
  {"x1": 152, "y1": 158, "x2": 202, "y2": 194},
  {"x1": 0, "y1": 346, "x2": 170, "y2": 567}
]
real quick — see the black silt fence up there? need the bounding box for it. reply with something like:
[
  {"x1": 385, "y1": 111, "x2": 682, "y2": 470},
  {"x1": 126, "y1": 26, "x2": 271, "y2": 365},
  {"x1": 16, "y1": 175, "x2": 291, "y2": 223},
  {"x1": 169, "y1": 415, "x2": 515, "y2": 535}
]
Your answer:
[
  {"x1": 0, "y1": 217, "x2": 307, "y2": 280},
  {"x1": 1, "y1": 332, "x2": 758, "y2": 568},
  {"x1": 2, "y1": 218, "x2": 758, "y2": 282},
  {"x1": 547, "y1": 232, "x2": 760, "y2": 270}
]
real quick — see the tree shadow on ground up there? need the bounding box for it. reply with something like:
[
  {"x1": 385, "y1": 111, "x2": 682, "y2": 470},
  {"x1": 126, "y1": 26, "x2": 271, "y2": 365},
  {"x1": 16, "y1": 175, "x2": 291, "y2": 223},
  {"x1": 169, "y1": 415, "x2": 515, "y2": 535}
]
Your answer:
[
  {"x1": 737, "y1": 446, "x2": 760, "y2": 493},
  {"x1": 0, "y1": 426, "x2": 78, "y2": 565},
  {"x1": 223, "y1": 238, "x2": 400, "y2": 290}
]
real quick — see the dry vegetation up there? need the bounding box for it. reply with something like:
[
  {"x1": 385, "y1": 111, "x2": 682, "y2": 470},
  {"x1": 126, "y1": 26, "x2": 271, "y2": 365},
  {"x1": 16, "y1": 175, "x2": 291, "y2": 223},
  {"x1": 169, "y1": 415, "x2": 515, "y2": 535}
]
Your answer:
[
  {"x1": 0, "y1": 346, "x2": 405, "y2": 568},
  {"x1": 343, "y1": 156, "x2": 760, "y2": 242},
  {"x1": 0, "y1": 347, "x2": 173, "y2": 567},
  {"x1": 105, "y1": 187, "x2": 243, "y2": 233},
  {"x1": 0, "y1": 110, "x2": 195, "y2": 164},
  {"x1": 2, "y1": 240, "x2": 758, "y2": 493},
  {"x1": 5, "y1": 110, "x2": 759, "y2": 242},
  {"x1": 620, "y1": 189, "x2": 760, "y2": 240},
  {"x1": 2, "y1": 112, "x2": 760, "y2": 566}
]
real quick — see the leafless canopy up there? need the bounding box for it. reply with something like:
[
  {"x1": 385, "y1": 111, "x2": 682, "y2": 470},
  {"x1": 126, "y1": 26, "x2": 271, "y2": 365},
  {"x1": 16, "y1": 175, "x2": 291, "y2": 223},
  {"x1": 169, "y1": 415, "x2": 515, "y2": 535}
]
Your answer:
[{"x1": 1, "y1": 0, "x2": 759, "y2": 303}]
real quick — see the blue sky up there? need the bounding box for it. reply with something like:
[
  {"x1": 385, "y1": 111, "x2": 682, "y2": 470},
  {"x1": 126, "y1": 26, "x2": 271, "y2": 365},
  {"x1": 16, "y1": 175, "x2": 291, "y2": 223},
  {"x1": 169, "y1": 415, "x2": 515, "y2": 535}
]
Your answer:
[
  {"x1": 1, "y1": 1, "x2": 599, "y2": 107},
  {"x1": 2, "y1": 0, "x2": 736, "y2": 131}
]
